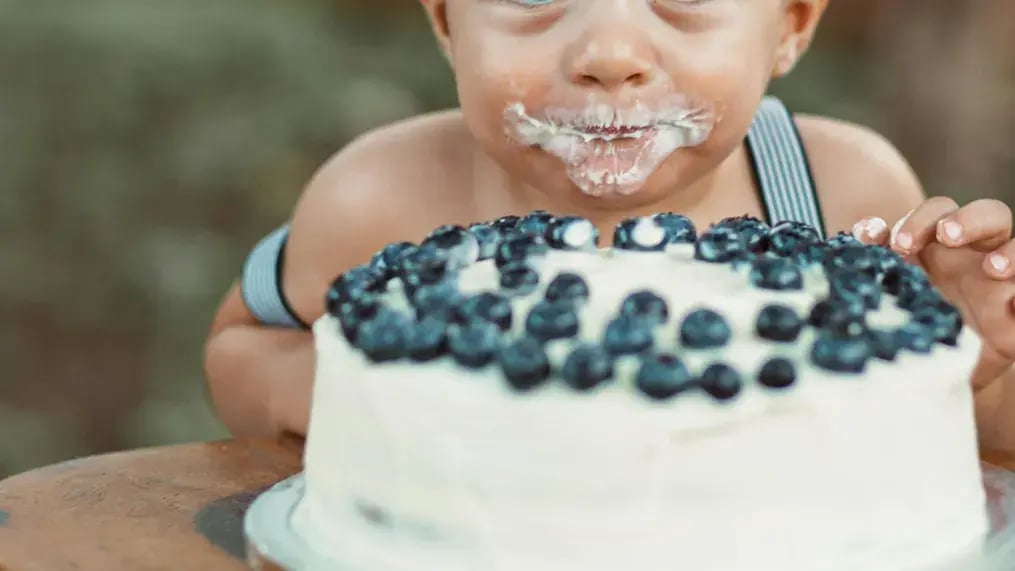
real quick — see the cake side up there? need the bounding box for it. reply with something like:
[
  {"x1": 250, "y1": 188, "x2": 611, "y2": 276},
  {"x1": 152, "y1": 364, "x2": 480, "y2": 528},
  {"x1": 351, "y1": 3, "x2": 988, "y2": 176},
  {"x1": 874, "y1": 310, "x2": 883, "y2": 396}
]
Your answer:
[
  {"x1": 293, "y1": 213, "x2": 988, "y2": 571},
  {"x1": 296, "y1": 321, "x2": 984, "y2": 571}
]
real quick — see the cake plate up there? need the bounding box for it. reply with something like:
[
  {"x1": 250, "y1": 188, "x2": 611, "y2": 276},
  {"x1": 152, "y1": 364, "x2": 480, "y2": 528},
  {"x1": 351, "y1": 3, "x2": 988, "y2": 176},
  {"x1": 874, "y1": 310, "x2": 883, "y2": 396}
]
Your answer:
[{"x1": 245, "y1": 464, "x2": 1015, "y2": 571}]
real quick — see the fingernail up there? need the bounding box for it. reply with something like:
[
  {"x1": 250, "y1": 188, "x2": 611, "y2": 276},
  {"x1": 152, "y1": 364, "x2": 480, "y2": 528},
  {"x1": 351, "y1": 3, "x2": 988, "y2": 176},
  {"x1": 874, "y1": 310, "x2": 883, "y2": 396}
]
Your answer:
[
  {"x1": 989, "y1": 253, "x2": 1010, "y2": 274},
  {"x1": 865, "y1": 217, "x2": 888, "y2": 239},
  {"x1": 895, "y1": 232, "x2": 913, "y2": 252},
  {"x1": 890, "y1": 209, "x2": 914, "y2": 247},
  {"x1": 940, "y1": 220, "x2": 963, "y2": 243},
  {"x1": 853, "y1": 218, "x2": 889, "y2": 242},
  {"x1": 851, "y1": 219, "x2": 870, "y2": 241}
]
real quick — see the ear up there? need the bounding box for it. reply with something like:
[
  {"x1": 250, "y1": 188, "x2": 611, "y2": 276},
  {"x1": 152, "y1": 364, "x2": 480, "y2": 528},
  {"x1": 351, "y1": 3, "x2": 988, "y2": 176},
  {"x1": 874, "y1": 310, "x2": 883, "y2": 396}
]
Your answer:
[
  {"x1": 773, "y1": 0, "x2": 829, "y2": 77},
  {"x1": 420, "y1": 0, "x2": 454, "y2": 67}
]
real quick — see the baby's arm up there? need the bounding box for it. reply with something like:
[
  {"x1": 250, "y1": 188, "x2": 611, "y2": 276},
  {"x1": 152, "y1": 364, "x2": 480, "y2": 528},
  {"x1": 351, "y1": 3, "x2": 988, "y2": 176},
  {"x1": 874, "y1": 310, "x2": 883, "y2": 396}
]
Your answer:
[{"x1": 203, "y1": 127, "x2": 454, "y2": 437}]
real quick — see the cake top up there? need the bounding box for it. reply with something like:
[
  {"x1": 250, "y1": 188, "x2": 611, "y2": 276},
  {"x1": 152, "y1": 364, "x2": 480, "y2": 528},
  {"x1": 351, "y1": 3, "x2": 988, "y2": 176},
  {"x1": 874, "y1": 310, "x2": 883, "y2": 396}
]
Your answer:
[{"x1": 323, "y1": 211, "x2": 965, "y2": 401}]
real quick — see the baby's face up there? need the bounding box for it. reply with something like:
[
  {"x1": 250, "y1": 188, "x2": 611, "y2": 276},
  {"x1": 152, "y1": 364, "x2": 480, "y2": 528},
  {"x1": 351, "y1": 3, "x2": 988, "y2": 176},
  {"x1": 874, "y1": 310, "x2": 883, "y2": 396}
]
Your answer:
[{"x1": 432, "y1": 0, "x2": 810, "y2": 207}]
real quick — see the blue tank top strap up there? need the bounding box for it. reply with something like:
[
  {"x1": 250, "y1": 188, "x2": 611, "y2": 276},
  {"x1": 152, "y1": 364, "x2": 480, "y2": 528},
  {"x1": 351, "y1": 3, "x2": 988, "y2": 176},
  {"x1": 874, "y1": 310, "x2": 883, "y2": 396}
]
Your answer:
[
  {"x1": 745, "y1": 96, "x2": 826, "y2": 238},
  {"x1": 241, "y1": 223, "x2": 310, "y2": 329}
]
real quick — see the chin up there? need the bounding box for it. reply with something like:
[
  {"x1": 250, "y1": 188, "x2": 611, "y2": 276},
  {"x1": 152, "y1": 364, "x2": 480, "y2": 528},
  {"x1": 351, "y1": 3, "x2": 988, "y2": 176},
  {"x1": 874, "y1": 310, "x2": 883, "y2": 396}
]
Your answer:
[{"x1": 565, "y1": 156, "x2": 712, "y2": 208}]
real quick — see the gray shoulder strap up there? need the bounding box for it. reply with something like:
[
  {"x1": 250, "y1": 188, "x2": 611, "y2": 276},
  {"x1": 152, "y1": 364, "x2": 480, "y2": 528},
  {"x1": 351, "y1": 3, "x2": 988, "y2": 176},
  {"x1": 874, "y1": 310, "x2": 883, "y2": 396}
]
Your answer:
[
  {"x1": 746, "y1": 96, "x2": 826, "y2": 238},
  {"x1": 240, "y1": 224, "x2": 308, "y2": 329}
]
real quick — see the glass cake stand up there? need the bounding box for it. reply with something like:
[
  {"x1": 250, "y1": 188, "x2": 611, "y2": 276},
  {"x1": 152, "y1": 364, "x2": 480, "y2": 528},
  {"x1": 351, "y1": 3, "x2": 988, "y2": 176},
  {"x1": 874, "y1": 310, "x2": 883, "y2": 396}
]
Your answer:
[{"x1": 244, "y1": 463, "x2": 1015, "y2": 571}]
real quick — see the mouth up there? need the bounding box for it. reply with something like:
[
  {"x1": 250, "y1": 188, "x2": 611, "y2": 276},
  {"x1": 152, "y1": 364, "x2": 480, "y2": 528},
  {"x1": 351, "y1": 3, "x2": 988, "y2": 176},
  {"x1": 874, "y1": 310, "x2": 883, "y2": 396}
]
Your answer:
[
  {"x1": 504, "y1": 100, "x2": 716, "y2": 197},
  {"x1": 582, "y1": 125, "x2": 645, "y2": 138}
]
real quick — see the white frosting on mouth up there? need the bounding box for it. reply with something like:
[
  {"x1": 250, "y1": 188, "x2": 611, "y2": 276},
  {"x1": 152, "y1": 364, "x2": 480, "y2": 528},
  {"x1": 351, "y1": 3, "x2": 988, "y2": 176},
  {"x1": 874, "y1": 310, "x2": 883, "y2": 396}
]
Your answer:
[
  {"x1": 504, "y1": 97, "x2": 715, "y2": 197},
  {"x1": 293, "y1": 248, "x2": 988, "y2": 571}
]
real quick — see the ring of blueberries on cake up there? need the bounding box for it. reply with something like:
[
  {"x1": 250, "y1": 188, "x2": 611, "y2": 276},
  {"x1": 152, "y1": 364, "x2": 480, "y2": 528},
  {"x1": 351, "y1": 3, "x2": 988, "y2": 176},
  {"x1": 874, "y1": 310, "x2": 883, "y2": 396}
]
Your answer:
[{"x1": 323, "y1": 211, "x2": 966, "y2": 402}]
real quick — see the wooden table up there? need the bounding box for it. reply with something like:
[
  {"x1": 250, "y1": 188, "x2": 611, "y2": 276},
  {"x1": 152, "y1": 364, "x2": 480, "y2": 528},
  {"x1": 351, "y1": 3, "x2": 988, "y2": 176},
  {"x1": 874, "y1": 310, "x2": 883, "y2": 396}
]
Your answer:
[
  {"x1": 0, "y1": 440, "x2": 1012, "y2": 571},
  {"x1": 0, "y1": 437, "x2": 303, "y2": 571}
]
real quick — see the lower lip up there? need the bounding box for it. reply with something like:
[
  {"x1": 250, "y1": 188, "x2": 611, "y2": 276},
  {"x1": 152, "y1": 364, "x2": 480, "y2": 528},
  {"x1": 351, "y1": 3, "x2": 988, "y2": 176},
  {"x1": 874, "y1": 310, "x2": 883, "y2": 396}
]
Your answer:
[{"x1": 566, "y1": 129, "x2": 662, "y2": 196}]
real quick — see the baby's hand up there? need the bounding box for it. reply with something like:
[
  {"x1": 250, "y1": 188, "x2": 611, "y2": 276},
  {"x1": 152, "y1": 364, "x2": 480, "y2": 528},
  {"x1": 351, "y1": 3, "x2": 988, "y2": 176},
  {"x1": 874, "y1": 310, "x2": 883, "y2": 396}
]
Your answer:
[{"x1": 853, "y1": 197, "x2": 1015, "y2": 389}]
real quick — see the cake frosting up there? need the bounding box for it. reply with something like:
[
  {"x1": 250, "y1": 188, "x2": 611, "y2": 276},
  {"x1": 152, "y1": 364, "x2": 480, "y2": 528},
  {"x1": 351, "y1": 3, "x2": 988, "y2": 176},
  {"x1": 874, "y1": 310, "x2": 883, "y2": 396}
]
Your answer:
[{"x1": 291, "y1": 212, "x2": 988, "y2": 571}]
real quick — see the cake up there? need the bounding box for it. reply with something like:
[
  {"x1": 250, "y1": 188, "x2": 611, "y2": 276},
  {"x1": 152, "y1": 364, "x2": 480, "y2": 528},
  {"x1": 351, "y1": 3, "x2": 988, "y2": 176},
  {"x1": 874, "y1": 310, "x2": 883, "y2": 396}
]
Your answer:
[{"x1": 292, "y1": 212, "x2": 988, "y2": 571}]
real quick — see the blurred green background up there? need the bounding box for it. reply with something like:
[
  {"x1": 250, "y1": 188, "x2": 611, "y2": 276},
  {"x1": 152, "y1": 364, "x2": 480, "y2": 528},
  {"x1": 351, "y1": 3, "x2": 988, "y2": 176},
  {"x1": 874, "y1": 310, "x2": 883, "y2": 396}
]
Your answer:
[{"x1": 2, "y1": 0, "x2": 1012, "y2": 476}]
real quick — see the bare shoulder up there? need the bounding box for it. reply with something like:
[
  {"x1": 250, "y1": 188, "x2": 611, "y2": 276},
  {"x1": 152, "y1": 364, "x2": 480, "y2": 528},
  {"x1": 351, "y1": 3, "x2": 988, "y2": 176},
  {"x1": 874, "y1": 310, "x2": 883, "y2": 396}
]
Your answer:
[
  {"x1": 796, "y1": 114, "x2": 926, "y2": 234},
  {"x1": 284, "y1": 109, "x2": 477, "y2": 321}
]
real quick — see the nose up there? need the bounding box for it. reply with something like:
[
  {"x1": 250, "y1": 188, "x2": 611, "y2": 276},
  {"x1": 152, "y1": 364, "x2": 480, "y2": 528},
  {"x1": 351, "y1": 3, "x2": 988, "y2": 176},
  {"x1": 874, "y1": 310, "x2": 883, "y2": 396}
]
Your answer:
[{"x1": 564, "y1": 22, "x2": 658, "y2": 92}]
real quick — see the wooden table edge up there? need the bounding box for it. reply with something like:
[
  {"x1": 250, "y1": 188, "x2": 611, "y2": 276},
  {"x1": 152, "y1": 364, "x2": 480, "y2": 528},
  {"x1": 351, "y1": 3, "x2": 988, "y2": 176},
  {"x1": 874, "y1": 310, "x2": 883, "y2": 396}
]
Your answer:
[{"x1": 0, "y1": 436, "x2": 304, "y2": 571}]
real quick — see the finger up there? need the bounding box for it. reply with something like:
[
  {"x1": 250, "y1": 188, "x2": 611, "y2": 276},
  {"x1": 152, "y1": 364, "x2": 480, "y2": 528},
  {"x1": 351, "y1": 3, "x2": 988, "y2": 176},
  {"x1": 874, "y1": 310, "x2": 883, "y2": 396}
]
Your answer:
[
  {"x1": 955, "y1": 278, "x2": 1015, "y2": 362},
  {"x1": 984, "y1": 239, "x2": 1015, "y2": 280},
  {"x1": 936, "y1": 199, "x2": 1012, "y2": 252},
  {"x1": 851, "y1": 217, "x2": 890, "y2": 245},
  {"x1": 980, "y1": 287, "x2": 1015, "y2": 362},
  {"x1": 890, "y1": 196, "x2": 959, "y2": 256}
]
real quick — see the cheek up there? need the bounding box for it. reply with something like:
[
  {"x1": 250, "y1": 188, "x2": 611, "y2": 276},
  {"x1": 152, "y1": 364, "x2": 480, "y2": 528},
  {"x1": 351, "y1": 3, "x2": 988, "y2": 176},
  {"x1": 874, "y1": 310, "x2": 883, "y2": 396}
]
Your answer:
[
  {"x1": 662, "y1": 32, "x2": 775, "y2": 148},
  {"x1": 452, "y1": 34, "x2": 561, "y2": 139},
  {"x1": 671, "y1": 23, "x2": 773, "y2": 99}
]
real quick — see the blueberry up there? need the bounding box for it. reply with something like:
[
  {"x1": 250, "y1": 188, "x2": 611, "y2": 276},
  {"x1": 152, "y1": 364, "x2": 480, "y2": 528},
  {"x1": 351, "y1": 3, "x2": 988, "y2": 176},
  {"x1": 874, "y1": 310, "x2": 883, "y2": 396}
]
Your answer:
[
  {"x1": 911, "y1": 302, "x2": 963, "y2": 346},
  {"x1": 399, "y1": 246, "x2": 451, "y2": 290},
  {"x1": 562, "y1": 344, "x2": 614, "y2": 391},
  {"x1": 828, "y1": 270, "x2": 882, "y2": 310},
  {"x1": 614, "y1": 217, "x2": 666, "y2": 251},
  {"x1": 411, "y1": 280, "x2": 463, "y2": 322},
  {"x1": 897, "y1": 286, "x2": 945, "y2": 313},
  {"x1": 334, "y1": 295, "x2": 382, "y2": 342},
  {"x1": 326, "y1": 265, "x2": 384, "y2": 308},
  {"x1": 756, "y1": 304, "x2": 803, "y2": 342},
  {"x1": 525, "y1": 300, "x2": 580, "y2": 341},
  {"x1": 882, "y1": 264, "x2": 930, "y2": 296},
  {"x1": 653, "y1": 212, "x2": 697, "y2": 244},
  {"x1": 715, "y1": 215, "x2": 770, "y2": 251},
  {"x1": 407, "y1": 317, "x2": 448, "y2": 361},
  {"x1": 731, "y1": 251, "x2": 761, "y2": 271},
  {"x1": 790, "y1": 243, "x2": 827, "y2": 266},
  {"x1": 758, "y1": 357, "x2": 796, "y2": 388},
  {"x1": 498, "y1": 336, "x2": 552, "y2": 391},
  {"x1": 714, "y1": 214, "x2": 767, "y2": 233},
  {"x1": 545, "y1": 216, "x2": 599, "y2": 250},
  {"x1": 460, "y1": 292, "x2": 513, "y2": 330},
  {"x1": 871, "y1": 246, "x2": 903, "y2": 274},
  {"x1": 694, "y1": 229, "x2": 744, "y2": 263},
  {"x1": 895, "y1": 322, "x2": 934, "y2": 354},
  {"x1": 636, "y1": 354, "x2": 695, "y2": 400},
  {"x1": 811, "y1": 334, "x2": 871, "y2": 373},
  {"x1": 370, "y1": 241, "x2": 415, "y2": 279},
  {"x1": 823, "y1": 244, "x2": 880, "y2": 279},
  {"x1": 492, "y1": 215, "x2": 521, "y2": 234},
  {"x1": 767, "y1": 221, "x2": 821, "y2": 256},
  {"x1": 700, "y1": 363, "x2": 742, "y2": 401},
  {"x1": 544, "y1": 272, "x2": 590, "y2": 306},
  {"x1": 356, "y1": 309, "x2": 412, "y2": 362},
  {"x1": 866, "y1": 329, "x2": 900, "y2": 361},
  {"x1": 423, "y1": 225, "x2": 479, "y2": 268},
  {"x1": 468, "y1": 223, "x2": 502, "y2": 261},
  {"x1": 326, "y1": 279, "x2": 351, "y2": 318},
  {"x1": 448, "y1": 321, "x2": 501, "y2": 368},
  {"x1": 603, "y1": 315, "x2": 655, "y2": 355},
  {"x1": 517, "y1": 210, "x2": 554, "y2": 237},
  {"x1": 808, "y1": 298, "x2": 867, "y2": 337},
  {"x1": 825, "y1": 231, "x2": 858, "y2": 249},
  {"x1": 680, "y1": 309, "x2": 732, "y2": 349},
  {"x1": 500, "y1": 262, "x2": 540, "y2": 296},
  {"x1": 619, "y1": 290, "x2": 669, "y2": 325},
  {"x1": 750, "y1": 257, "x2": 804, "y2": 291},
  {"x1": 495, "y1": 234, "x2": 550, "y2": 269}
]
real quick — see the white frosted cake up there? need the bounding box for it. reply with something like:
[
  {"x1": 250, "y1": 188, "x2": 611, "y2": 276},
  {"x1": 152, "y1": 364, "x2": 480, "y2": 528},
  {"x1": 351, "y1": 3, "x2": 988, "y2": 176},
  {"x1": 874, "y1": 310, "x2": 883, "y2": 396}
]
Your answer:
[{"x1": 292, "y1": 212, "x2": 987, "y2": 571}]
